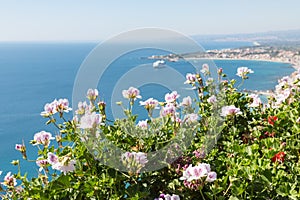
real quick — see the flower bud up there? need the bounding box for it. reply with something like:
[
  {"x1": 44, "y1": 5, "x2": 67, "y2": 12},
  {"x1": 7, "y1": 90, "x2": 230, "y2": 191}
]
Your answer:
[{"x1": 11, "y1": 160, "x2": 19, "y2": 166}]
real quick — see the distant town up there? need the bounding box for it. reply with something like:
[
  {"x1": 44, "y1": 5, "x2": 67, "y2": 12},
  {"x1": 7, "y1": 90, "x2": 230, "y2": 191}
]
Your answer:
[{"x1": 148, "y1": 45, "x2": 300, "y2": 69}]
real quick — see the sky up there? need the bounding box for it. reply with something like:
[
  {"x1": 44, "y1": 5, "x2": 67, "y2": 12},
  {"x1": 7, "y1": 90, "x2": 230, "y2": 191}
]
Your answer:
[{"x1": 0, "y1": 0, "x2": 300, "y2": 41}]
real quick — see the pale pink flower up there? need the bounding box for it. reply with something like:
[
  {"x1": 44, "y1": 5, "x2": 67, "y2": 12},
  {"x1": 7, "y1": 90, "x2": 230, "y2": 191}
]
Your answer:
[
  {"x1": 47, "y1": 152, "x2": 59, "y2": 165},
  {"x1": 2, "y1": 172, "x2": 17, "y2": 187},
  {"x1": 139, "y1": 98, "x2": 159, "y2": 110},
  {"x1": 87, "y1": 88, "x2": 99, "y2": 101},
  {"x1": 15, "y1": 144, "x2": 24, "y2": 151},
  {"x1": 184, "y1": 113, "x2": 198, "y2": 123},
  {"x1": 76, "y1": 101, "x2": 89, "y2": 115},
  {"x1": 155, "y1": 194, "x2": 180, "y2": 200},
  {"x1": 33, "y1": 131, "x2": 54, "y2": 147},
  {"x1": 200, "y1": 64, "x2": 210, "y2": 75},
  {"x1": 249, "y1": 94, "x2": 261, "y2": 107},
  {"x1": 188, "y1": 165, "x2": 209, "y2": 181},
  {"x1": 40, "y1": 100, "x2": 57, "y2": 117},
  {"x1": 199, "y1": 163, "x2": 211, "y2": 173},
  {"x1": 184, "y1": 73, "x2": 197, "y2": 84},
  {"x1": 36, "y1": 158, "x2": 49, "y2": 172},
  {"x1": 206, "y1": 171, "x2": 217, "y2": 182},
  {"x1": 221, "y1": 105, "x2": 242, "y2": 117},
  {"x1": 48, "y1": 153, "x2": 76, "y2": 175},
  {"x1": 207, "y1": 95, "x2": 217, "y2": 104},
  {"x1": 236, "y1": 67, "x2": 254, "y2": 79},
  {"x1": 56, "y1": 98, "x2": 72, "y2": 113},
  {"x1": 180, "y1": 96, "x2": 192, "y2": 107},
  {"x1": 79, "y1": 112, "x2": 102, "y2": 129},
  {"x1": 122, "y1": 87, "x2": 141, "y2": 100},
  {"x1": 121, "y1": 152, "x2": 148, "y2": 172},
  {"x1": 135, "y1": 152, "x2": 148, "y2": 166},
  {"x1": 165, "y1": 91, "x2": 180, "y2": 103},
  {"x1": 161, "y1": 103, "x2": 176, "y2": 117},
  {"x1": 56, "y1": 158, "x2": 76, "y2": 175},
  {"x1": 180, "y1": 164, "x2": 193, "y2": 181},
  {"x1": 180, "y1": 163, "x2": 216, "y2": 183},
  {"x1": 137, "y1": 120, "x2": 148, "y2": 129},
  {"x1": 206, "y1": 78, "x2": 214, "y2": 86}
]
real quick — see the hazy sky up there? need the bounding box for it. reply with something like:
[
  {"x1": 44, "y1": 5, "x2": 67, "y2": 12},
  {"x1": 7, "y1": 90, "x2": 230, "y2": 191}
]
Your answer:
[{"x1": 0, "y1": 0, "x2": 299, "y2": 41}]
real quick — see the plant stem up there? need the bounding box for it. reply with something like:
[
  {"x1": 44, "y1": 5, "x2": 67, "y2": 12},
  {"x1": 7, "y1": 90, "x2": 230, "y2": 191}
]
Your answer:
[{"x1": 200, "y1": 189, "x2": 205, "y2": 200}]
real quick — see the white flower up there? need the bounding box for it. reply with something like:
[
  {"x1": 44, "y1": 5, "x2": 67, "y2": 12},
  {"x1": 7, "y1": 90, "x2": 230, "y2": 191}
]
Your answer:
[
  {"x1": 56, "y1": 158, "x2": 76, "y2": 175},
  {"x1": 36, "y1": 158, "x2": 49, "y2": 172},
  {"x1": 206, "y1": 78, "x2": 214, "y2": 86},
  {"x1": 121, "y1": 152, "x2": 148, "y2": 173},
  {"x1": 221, "y1": 105, "x2": 242, "y2": 117},
  {"x1": 207, "y1": 95, "x2": 217, "y2": 104},
  {"x1": 236, "y1": 67, "x2": 254, "y2": 79},
  {"x1": 180, "y1": 163, "x2": 211, "y2": 182},
  {"x1": 137, "y1": 120, "x2": 148, "y2": 129},
  {"x1": 165, "y1": 91, "x2": 180, "y2": 103},
  {"x1": 200, "y1": 64, "x2": 210, "y2": 75},
  {"x1": 56, "y1": 98, "x2": 72, "y2": 113},
  {"x1": 47, "y1": 153, "x2": 76, "y2": 175},
  {"x1": 184, "y1": 113, "x2": 199, "y2": 123},
  {"x1": 2, "y1": 172, "x2": 17, "y2": 187},
  {"x1": 122, "y1": 87, "x2": 141, "y2": 100},
  {"x1": 161, "y1": 103, "x2": 176, "y2": 117},
  {"x1": 249, "y1": 94, "x2": 262, "y2": 107},
  {"x1": 47, "y1": 152, "x2": 59, "y2": 165},
  {"x1": 180, "y1": 96, "x2": 192, "y2": 107},
  {"x1": 86, "y1": 88, "x2": 99, "y2": 101},
  {"x1": 140, "y1": 98, "x2": 159, "y2": 110},
  {"x1": 184, "y1": 73, "x2": 197, "y2": 84},
  {"x1": 33, "y1": 131, "x2": 55, "y2": 147},
  {"x1": 79, "y1": 112, "x2": 102, "y2": 129},
  {"x1": 206, "y1": 171, "x2": 217, "y2": 182},
  {"x1": 40, "y1": 100, "x2": 58, "y2": 117}
]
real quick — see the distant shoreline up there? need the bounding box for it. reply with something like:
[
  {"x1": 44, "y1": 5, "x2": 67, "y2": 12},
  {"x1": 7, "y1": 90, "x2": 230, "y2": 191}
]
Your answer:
[{"x1": 184, "y1": 57, "x2": 300, "y2": 71}]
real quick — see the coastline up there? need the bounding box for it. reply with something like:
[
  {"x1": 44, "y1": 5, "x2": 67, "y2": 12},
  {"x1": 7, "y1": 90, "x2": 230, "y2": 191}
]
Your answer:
[{"x1": 184, "y1": 57, "x2": 300, "y2": 71}]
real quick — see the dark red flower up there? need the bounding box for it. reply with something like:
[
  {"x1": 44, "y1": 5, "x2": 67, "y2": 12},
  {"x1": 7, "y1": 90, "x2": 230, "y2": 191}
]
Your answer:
[
  {"x1": 268, "y1": 116, "x2": 278, "y2": 126},
  {"x1": 271, "y1": 151, "x2": 285, "y2": 163},
  {"x1": 259, "y1": 131, "x2": 275, "y2": 139}
]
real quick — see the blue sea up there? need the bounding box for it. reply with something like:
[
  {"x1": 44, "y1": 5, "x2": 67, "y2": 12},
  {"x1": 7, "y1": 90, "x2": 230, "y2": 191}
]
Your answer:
[{"x1": 0, "y1": 41, "x2": 295, "y2": 178}]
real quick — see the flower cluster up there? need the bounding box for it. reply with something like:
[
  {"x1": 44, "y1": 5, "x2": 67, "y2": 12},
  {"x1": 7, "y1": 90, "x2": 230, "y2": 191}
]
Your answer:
[
  {"x1": 184, "y1": 73, "x2": 197, "y2": 84},
  {"x1": 40, "y1": 98, "x2": 72, "y2": 117},
  {"x1": 140, "y1": 97, "x2": 159, "y2": 116},
  {"x1": 122, "y1": 87, "x2": 142, "y2": 100},
  {"x1": 137, "y1": 120, "x2": 148, "y2": 129},
  {"x1": 180, "y1": 163, "x2": 217, "y2": 190},
  {"x1": 1, "y1": 172, "x2": 17, "y2": 187},
  {"x1": 180, "y1": 163, "x2": 216, "y2": 182},
  {"x1": 154, "y1": 193, "x2": 180, "y2": 200},
  {"x1": 200, "y1": 64, "x2": 210, "y2": 75},
  {"x1": 273, "y1": 70, "x2": 300, "y2": 105},
  {"x1": 221, "y1": 105, "x2": 242, "y2": 117},
  {"x1": 121, "y1": 152, "x2": 148, "y2": 173},
  {"x1": 165, "y1": 91, "x2": 180, "y2": 104},
  {"x1": 86, "y1": 88, "x2": 99, "y2": 102},
  {"x1": 79, "y1": 112, "x2": 103, "y2": 129},
  {"x1": 236, "y1": 67, "x2": 254, "y2": 79},
  {"x1": 248, "y1": 94, "x2": 262, "y2": 107},
  {"x1": 47, "y1": 152, "x2": 76, "y2": 175},
  {"x1": 31, "y1": 131, "x2": 55, "y2": 147}
]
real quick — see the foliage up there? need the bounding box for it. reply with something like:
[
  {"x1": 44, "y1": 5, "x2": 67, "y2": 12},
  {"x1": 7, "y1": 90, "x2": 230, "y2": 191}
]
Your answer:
[{"x1": 1, "y1": 65, "x2": 300, "y2": 200}]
